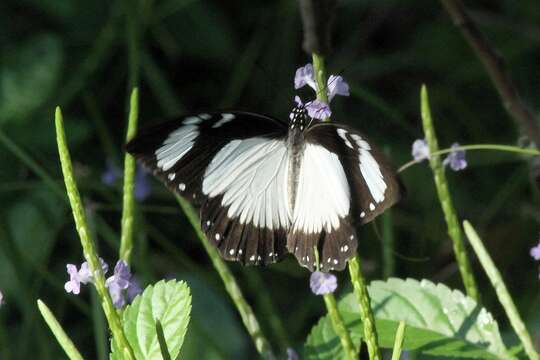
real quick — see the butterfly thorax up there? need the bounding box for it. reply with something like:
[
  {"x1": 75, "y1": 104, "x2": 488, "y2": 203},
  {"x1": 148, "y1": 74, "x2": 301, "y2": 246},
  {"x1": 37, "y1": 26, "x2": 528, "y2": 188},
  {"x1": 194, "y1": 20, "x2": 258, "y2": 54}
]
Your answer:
[{"x1": 286, "y1": 105, "x2": 309, "y2": 216}]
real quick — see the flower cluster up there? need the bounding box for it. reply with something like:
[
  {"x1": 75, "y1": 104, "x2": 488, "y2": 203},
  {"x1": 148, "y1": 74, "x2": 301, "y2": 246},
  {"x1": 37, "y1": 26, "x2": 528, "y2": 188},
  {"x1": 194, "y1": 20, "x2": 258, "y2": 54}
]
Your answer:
[
  {"x1": 102, "y1": 161, "x2": 151, "y2": 201},
  {"x1": 294, "y1": 63, "x2": 349, "y2": 120},
  {"x1": 412, "y1": 139, "x2": 467, "y2": 171},
  {"x1": 65, "y1": 259, "x2": 142, "y2": 308},
  {"x1": 310, "y1": 271, "x2": 338, "y2": 295},
  {"x1": 530, "y1": 239, "x2": 540, "y2": 278}
]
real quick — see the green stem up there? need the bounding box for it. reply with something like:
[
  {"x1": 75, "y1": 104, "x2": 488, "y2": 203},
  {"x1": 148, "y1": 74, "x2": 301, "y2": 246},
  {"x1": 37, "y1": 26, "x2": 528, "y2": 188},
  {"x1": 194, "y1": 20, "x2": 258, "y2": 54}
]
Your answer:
[
  {"x1": 381, "y1": 210, "x2": 395, "y2": 278},
  {"x1": 37, "y1": 300, "x2": 85, "y2": 360},
  {"x1": 398, "y1": 144, "x2": 540, "y2": 173},
  {"x1": 55, "y1": 107, "x2": 135, "y2": 360},
  {"x1": 391, "y1": 321, "x2": 406, "y2": 360},
  {"x1": 312, "y1": 53, "x2": 372, "y2": 357},
  {"x1": 312, "y1": 53, "x2": 330, "y2": 122},
  {"x1": 175, "y1": 196, "x2": 275, "y2": 360},
  {"x1": 463, "y1": 221, "x2": 539, "y2": 360},
  {"x1": 420, "y1": 85, "x2": 480, "y2": 301},
  {"x1": 119, "y1": 88, "x2": 139, "y2": 263},
  {"x1": 348, "y1": 256, "x2": 381, "y2": 360},
  {"x1": 323, "y1": 294, "x2": 358, "y2": 360}
]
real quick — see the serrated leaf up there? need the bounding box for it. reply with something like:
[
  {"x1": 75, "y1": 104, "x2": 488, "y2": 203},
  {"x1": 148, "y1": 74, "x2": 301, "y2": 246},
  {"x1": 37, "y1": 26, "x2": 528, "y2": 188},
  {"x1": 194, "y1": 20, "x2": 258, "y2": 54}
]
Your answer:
[
  {"x1": 305, "y1": 278, "x2": 511, "y2": 359},
  {"x1": 112, "y1": 280, "x2": 191, "y2": 360}
]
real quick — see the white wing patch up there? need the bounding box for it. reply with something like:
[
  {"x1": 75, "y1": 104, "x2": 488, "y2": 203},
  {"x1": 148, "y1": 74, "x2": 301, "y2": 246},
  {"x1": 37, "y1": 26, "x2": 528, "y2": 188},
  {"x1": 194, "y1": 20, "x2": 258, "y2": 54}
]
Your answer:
[
  {"x1": 350, "y1": 133, "x2": 387, "y2": 203},
  {"x1": 202, "y1": 138, "x2": 290, "y2": 230},
  {"x1": 155, "y1": 125, "x2": 199, "y2": 171},
  {"x1": 293, "y1": 143, "x2": 350, "y2": 234},
  {"x1": 212, "y1": 113, "x2": 236, "y2": 128}
]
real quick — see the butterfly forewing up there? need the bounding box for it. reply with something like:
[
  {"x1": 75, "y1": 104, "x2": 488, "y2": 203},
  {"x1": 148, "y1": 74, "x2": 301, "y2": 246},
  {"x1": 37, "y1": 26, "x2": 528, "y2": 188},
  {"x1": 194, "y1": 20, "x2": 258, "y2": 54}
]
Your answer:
[{"x1": 126, "y1": 112, "x2": 289, "y2": 265}]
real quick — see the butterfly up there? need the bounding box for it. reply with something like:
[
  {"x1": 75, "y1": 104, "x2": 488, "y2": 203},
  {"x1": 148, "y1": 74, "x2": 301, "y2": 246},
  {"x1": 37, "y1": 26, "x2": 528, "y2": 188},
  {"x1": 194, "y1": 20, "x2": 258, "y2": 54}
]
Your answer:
[{"x1": 126, "y1": 103, "x2": 403, "y2": 272}]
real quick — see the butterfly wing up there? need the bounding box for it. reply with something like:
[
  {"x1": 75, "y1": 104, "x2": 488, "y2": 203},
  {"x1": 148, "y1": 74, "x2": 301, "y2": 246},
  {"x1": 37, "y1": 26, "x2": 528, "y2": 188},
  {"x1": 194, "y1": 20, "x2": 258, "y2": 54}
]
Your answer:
[
  {"x1": 287, "y1": 122, "x2": 403, "y2": 272},
  {"x1": 126, "y1": 112, "x2": 290, "y2": 265}
]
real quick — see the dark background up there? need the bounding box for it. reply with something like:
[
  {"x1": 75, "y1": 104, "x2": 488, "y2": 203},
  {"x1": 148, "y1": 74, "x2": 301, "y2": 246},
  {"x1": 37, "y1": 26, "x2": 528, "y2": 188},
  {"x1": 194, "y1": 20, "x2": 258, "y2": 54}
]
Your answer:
[{"x1": 1, "y1": 0, "x2": 540, "y2": 358}]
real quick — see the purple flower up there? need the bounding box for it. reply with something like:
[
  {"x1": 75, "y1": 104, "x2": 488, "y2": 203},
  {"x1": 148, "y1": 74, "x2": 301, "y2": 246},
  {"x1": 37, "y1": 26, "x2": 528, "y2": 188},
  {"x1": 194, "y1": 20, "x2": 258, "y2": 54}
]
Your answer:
[
  {"x1": 310, "y1": 271, "x2": 338, "y2": 295},
  {"x1": 106, "y1": 260, "x2": 132, "y2": 308},
  {"x1": 127, "y1": 277, "x2": 143, "y2": 303},
  {"x1": 101, "y1": 160, "x2": 121, "y2": 185},
  {"x1": 531, "y1": 242, "x2": 540, "y2": 261},
  {"x1": 294, "y1": 64, "x2": 317, "y2": 90},
  {"x1": 443, "y1": 143, "x2": 467, "y2": 171},
  {"x1": 65, "y1": 259, "x2": 109, "y2": 295},
  {"x1": 0, "y1": 290, "x2": 4, "y2": 307},
  {"x1": 306, "y1": 100, "x2": 332, "y2": 120},
  {"x1": 293, "y1": 64, "x2": 349, "y2": 120},
  {"x1": 102, "y1": 161, "x2": 151, "y2": 201},
  {"x1": 327, "y1": 75, "x2": 349, "y2": 101},
  {"x1": 134, "y1": 165, "x2": 151, "y2": 201},
  {"x1": 294, "y1": 96, "x2": 332, "y2": 121},
  {"x1": 287, "y1": 348, "x2": 299, "y2": 360},
  {"x1": 412, "y1": 139, "x2": 430, "y2": 161}
]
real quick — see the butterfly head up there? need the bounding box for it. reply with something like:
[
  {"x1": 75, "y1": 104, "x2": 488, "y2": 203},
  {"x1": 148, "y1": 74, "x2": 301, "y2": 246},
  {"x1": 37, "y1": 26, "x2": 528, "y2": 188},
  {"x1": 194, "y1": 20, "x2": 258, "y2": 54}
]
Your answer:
[{"x1": 289, "y1": 104, "x2": 309, "y2": 131}]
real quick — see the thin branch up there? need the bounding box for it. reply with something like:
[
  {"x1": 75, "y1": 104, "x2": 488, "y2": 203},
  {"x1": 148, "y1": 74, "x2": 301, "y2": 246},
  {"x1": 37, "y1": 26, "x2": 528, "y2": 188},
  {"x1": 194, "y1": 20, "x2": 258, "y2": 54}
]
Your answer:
[{"x1": 440, "y1": 0, "x2": 540, "y2": 146}]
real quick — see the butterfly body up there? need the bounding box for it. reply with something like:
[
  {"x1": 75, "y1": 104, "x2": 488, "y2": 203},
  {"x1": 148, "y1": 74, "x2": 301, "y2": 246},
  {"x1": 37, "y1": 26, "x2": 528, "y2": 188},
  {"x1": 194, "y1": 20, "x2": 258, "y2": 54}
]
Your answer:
[{"x1": 127, "y1": 105, "x2": 402, "y2": 272}]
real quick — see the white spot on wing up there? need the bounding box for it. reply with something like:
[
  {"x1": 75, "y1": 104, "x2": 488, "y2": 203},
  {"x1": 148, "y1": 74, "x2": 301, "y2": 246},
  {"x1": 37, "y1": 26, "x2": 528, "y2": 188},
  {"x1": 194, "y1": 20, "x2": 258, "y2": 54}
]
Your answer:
[
  {"x1": 369, "y1": 203, "x2": 375, "y2": 211},
  {"x1": 360, "y1": 211, "x2": 365, "y2": 218},
  {"x1": 202, "y1": 138, "x2": 290, "y2": 230},
  {"x1": 199, "y1": 113, "x2": 211, "y2": 120},
  {"x1": 179, "y1": 183, "x2": 186, "y2": 191},
  {"x1": 212, "y1": 113, "x2": 236, "y2": 128},
  {"x1": 336, "y1": 128, "x2": 353, "y2": 149},
  {"x1": 292, "y1": 143, "x2": 350, "y2": 234},
  {"x1": 168, "y1": 173, "x2": 176, "y2": 181},
  {"x1": 183, "y1": 116, "x2": 202, "y2": 125},
  {"x1": 215, "y1": 233, "x2": 220, "y2": 241}
]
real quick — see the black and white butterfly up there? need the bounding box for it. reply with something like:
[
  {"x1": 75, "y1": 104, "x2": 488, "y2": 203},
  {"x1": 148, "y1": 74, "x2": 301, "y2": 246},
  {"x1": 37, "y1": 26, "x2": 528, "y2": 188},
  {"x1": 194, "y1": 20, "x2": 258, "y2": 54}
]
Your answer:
[{"x1": 126, "y1": 104, "x2": 403, "y2": 272}]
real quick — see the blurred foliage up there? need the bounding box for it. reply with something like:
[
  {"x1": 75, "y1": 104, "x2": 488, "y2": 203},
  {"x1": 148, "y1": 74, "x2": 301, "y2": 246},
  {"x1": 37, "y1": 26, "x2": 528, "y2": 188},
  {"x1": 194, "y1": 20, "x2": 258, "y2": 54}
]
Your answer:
[{"x1": 1, "y1": 0, "x2": 540, "y2": 358}]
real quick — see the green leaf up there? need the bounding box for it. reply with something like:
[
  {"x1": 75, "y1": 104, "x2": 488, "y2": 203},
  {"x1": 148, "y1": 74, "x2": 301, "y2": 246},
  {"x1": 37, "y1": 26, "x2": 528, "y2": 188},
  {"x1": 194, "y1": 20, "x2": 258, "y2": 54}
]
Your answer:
[
  {"x1": 112, "y1": 280, "x2": 191, "y2": 360},
  {"x1": 305, "y1": 278, "x2": 511, "y2": 359},
  {"x1": 0, "y1": 34, "x2": 63, "y2": 123}
]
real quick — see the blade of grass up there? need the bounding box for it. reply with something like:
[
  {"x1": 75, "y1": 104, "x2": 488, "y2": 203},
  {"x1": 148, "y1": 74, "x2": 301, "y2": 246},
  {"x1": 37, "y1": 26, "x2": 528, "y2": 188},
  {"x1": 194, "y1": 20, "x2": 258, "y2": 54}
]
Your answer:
[
  {"x1": 37, "y1": 300, "x2": 85, "y2": 360},
  {"x1": 55, "y1": 107, "x2": 135, "y2": 360},
  {"x1": 463, "y1": 221, "x2": 539, "y2": 360},
  {"x1": 390, "y1": 321, "x2": 406, "y2": 360},
  {"x1": 175, "y1": 195, "x2": 275, "y2": 360},
  {"x1": 119, "y1": 88, "x2": 139, "y2": 263}
]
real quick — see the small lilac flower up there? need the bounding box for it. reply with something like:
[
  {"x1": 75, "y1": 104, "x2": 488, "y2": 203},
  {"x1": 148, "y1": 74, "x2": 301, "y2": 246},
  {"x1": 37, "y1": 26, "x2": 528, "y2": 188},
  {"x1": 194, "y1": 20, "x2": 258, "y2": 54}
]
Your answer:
[
  {"x1": 0, "y1": 290, "x2": 4, "y2": 307},
  {"x1": 65, "y1": 259, "x2": 109, "y2": 295},
  {"x1": 295, "y1": 64, "x2": 350, "y2": 101},
  {"x1": 530, "y1": 242, "x2": 540, "y2": 261},
  {"x1": 134, "y1": 165, "x2": 151, "y2": 201},
  {"x1": 306, "y1": 99, "x2": 332, "y2": 120},
  {"x1": 412, "y1": 139, "x2": 430, "y2": 161},
  {"x1": 127, "y1": 277, "x2": 143, "y2": 303},
  {"x1": 106, "y1": 260, "x2": 132, "y2": 308},
  {"x1": 101, "y1": 161, "x2": 121, "y2": 185},
  {"x1": 443, "y1": 143, "x2": 467, "y2": 171},
  {"x1": 294, "y1": 63, "x2": 317, "y2": 90},
  {"x1": 327, "y1": 75, "x2": 350, "y2": 101},
  {"x1": 287, "y1": 348, "x2": 299, "y2": 360},
  {"x1": 65, "y1": 264, "x2": 86, "y2": 295},
  {"x1": 310, "y1": 271, "x2": 338, "y2": 295}
]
